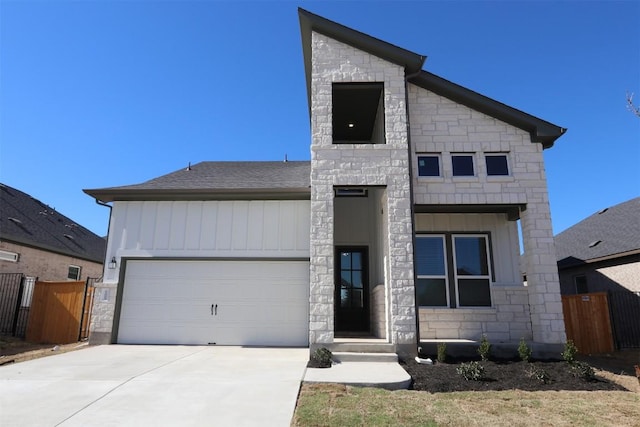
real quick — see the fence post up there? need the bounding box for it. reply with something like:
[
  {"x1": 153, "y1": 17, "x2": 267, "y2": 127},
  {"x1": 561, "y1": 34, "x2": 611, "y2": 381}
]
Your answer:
[
  {"x1": 11, "y1": 276, "x2": 25, "y2": 337},
  {"x1": 78, "y1": 277, "x2": 90, "y2": 341}
]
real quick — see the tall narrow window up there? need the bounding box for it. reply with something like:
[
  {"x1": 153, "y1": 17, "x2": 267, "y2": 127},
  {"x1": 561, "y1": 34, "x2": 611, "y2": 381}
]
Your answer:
[
  {"x1": 332, "y1": 83, "x2": 385, "y2": 144},
  {"x1": 574, "y1": 275, "x2": 588, "y2": 294},
  {"x1": 415, "y1": 236, "x2": 448, "y2": 306},
  {"x1": 453, "y1": 236, "x2": 492, "y2": 307}
]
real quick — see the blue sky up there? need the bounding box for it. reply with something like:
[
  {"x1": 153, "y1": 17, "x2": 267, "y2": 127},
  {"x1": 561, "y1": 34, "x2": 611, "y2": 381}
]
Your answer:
[{"x1": 1, "y1": 1, "x2": 639, "y2": 238}]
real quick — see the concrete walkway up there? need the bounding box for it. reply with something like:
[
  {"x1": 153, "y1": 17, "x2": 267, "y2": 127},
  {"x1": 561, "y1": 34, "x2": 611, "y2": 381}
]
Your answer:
[{"x1": 0, "y1": 345, "x2": 308, "y2": 427}]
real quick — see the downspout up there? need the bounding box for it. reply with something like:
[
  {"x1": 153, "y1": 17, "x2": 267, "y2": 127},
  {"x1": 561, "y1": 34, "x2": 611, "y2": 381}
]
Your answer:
[
  {"x1": 94, "y1": 198, "x2": 113, "y2": 276},
  {"x1": 404, "y1": 69, "x2": 422, "y2": 357}
]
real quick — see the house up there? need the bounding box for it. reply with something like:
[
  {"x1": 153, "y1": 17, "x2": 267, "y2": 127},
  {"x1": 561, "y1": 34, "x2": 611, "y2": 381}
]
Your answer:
[
  {"x1": 84, "y1": 9, "x2": 567, "y2": 357},
  {"x1": 0, "y1": 183, "x2": 106, "y2": 282},
  {"x1": 555, "y1": 197, "x2": 640, "y2": 348}
]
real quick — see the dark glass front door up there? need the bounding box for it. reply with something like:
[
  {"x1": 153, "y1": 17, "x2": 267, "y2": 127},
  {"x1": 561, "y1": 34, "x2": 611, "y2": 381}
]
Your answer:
[{"x1": 335, "y1": 247, "x2": 369, "y2": 333}]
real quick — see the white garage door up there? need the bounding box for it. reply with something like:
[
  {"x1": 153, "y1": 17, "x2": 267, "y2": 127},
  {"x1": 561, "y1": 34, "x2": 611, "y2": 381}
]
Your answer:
[{"x1": 117, "y1": 260, "x2": 309, "y2": 346}]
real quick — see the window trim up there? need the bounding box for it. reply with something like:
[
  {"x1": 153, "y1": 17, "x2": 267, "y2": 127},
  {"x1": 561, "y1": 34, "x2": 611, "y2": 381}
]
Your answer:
[
  {"x1": 0, "y1": 250, "x2": 19, "y2": 262},
  {"x1": 452, "y1": 234, "x2": 493, "y2": 307},
  {"x1": 451, "y1": 154, "x2": 475, "y2": 177},
  {"x1": 67, "y1": 265, "x2": 81, "y2": 281},
  {"x1": 485, "y1": 153, "x2": 510, "y2": 176},
  {"x1": 415, "y1": 235, "x2": 449, "y2": 307},
  {"x1": 417, "y1": 154, "x2": 441, "y2": 177}
]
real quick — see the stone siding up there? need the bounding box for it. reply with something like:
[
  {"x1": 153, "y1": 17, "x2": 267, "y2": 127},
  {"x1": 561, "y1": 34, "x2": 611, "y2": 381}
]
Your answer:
[
  {"x1": 408, "y1": 84, "x2": 565, "y2": 345},
  {"x1": 309, "y1": 32, "x2": 416, "y2": 349}
]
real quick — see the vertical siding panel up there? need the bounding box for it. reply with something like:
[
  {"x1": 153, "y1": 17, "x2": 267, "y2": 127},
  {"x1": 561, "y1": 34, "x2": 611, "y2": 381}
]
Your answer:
[
  {"x1": 169, "y1": 202, "x2": 187, "y2": 250},
  {"x1": 216, "y1": 203, "x2": 233, "y2": 250},
  {"x1": 185, "y1": 201, "x2": 203, "y2": 250},
  {"x1": 297, "y1": 201, "x2": 311, "y2": 251},
  {"x1": 111, "y1": 203, "x2": 127, "y2": 251},
  {"x1": 263, "y1": 202, "x2": 280, "y2": 250},
  {"x1": 232, "y1": 201, "x2": 249, "y2": 250},
  {"x1": 200, "y1": 202, "x2": 218, "y2": 250},
  {"x1": 280, "y1": 201, "x2": 296, "y2": 250},
  {"x1": 124, "y1": 202, "x2": 143, "y2": 250},
  {"x1": 139, "y1": 202, "x2": 157, "y2": 250},
  {"x1": 154, "y1": 202, "x2": 172, "y2": 250},
  {"x1": 247, "y1": 201, "x2": 265, "y2": 250}
]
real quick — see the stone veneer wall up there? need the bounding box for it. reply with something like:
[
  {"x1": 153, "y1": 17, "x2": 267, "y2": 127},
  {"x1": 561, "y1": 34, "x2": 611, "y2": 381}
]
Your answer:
[
  {"x1": 371, "y1": 284, "x2": 387, "y2": 339},
  {"x1": 407, "y1": 84, "x2": 566, "y2": 346},
  {"x1": 309, "y1": 32, "x2": 416, "y2": 353},
  {"x1": 88, "y1": 282, "x2": 118, "y2": 344},
  {"x1": 419, "y1": 287, "x2": 532, "y2": 341}
]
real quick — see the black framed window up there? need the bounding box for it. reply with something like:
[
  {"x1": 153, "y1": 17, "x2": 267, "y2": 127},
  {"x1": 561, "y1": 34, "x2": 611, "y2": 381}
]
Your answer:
[
  {"x1": 452, "y1": 155, "x2": 474, "y2": 176},
  {"x1": 417, "y1": 155, "x2": 440, "y2": 177},
  {"x1": 415, "y1": 233, "x2": 492, "y2": 308},
  {"x1": 486, "y1": 154, "x2": 509, "y2": 176}
]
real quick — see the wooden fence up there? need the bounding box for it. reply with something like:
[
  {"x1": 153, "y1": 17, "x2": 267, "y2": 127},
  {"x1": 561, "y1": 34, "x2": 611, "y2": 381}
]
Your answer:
[
  {"x1": 561, "y1": 292, "x2": 614, "y2": 354},
  {"x1": 26, "y1": 281, "x2": 87, "y2": 344}
]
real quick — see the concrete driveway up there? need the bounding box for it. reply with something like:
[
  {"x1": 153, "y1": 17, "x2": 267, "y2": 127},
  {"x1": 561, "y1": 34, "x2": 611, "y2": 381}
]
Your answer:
[{"x1": 0, "y1": 345, "x2": 308, "y2": 427}]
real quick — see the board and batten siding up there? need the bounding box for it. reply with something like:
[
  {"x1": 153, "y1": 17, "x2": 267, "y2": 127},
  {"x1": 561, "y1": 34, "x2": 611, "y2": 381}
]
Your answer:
[
  {"x1": 102, "y1": 200, "x2": 311, "y2": 282},
  {"x1": 414, "y1": 213, "x2": 521, "y2": 286}
]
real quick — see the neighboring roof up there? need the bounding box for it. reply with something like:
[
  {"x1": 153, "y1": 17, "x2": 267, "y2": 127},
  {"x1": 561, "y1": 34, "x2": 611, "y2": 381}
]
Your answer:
[
  {"x1": 555, "y1": 197, "x2": 640, "y2": 268},
  {"x1": 84, "y1": 161, "x2": 311, "y2": 202},
  {"x1": 0, "y1": 183, "x2": 106, "y2": 263},
  {"x1": 298, "y1": 8, "x2": 566, "y2": 148}
]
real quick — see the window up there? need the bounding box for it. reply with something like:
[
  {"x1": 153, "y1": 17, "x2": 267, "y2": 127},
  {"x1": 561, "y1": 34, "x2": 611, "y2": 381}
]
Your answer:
[
  {"x1": 417, "y1": 155, "x2": 440, "y2": 177},
  {"x1": 332, "y1": 83, "x2": 385, "y2": 144},
  {"x1": 67, "y1": 265, "x2": 81, "y2": 280},
  {"x1": 452, "y1": 155, "x2": 474, "y2": 176},
  {"x1": 486, "y1": 154, "x2": 509, "y2": 176},
  {"x1": 0, "y1": 250, "x2": 19, "y2": 262},
  {"x1": 415, "y1": 236, "x2": 448, "y2": 306},
  {"x1": 415, "y1": 234, "x2": 492, "y2": 307},
  {"x1": 574, "y1": 275, "x2": 588, "y2": 294}
]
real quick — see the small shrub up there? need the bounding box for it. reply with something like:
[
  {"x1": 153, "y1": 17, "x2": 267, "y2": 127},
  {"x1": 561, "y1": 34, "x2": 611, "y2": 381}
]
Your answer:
[
  {"x1": 309, "y1": 347, "x2": 332, "y2": 368},
  {"x1": 518, "y1": 337, "x2": 532, "y2": 362},
  {"x1": 570, "y1": 361, "x2": 595, "y2": 381},
  {"x1": 561, "y1": 340, "x2": 578, "y2": 364},
  {"x1": 525, "y1": 365, "x2": 550, "y2": 384},
  {"x1": 477, "y1": 335, "x2": 491, "y2": 361},
  {"x1": 437, "y1": 343, "x2": 447, "y2": 363},
  {"x1": 456, "y1": 361, "x2": 485, "y2": 381}
]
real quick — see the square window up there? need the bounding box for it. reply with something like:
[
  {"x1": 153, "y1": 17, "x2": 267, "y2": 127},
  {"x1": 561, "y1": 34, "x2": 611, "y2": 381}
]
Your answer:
[
  {"x1": 452, "y1": 155, "x2": 474, "y2": 176},
  {"x1": 417, "y1": 155, "x2": 440, "y2": 177},
  {"x1": 486, "y1": 155, "x2": 509, "y2": 176},
  {"x1": 67, "y1": 265, "x2": 81, "y2": 280}
]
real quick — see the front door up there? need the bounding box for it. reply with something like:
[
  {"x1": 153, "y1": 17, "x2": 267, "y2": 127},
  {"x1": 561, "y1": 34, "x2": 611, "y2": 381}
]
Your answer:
[{"x1": 335, "y1": 247, "x2": 369, "y2": 333}]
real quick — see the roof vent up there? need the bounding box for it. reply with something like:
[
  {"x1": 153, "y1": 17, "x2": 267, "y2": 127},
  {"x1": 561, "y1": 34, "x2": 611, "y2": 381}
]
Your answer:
[
  {"x1": 8, "y1": 217, "x2": 22, "y2": 224},
  {"x1": 588, "y1": 240, "x2": 601, "y2": 248},
  {"x1": 63, "y1": 234, "x2": 75, "y2": 240},
  {"x1": 597, "y1": 208, "x2": 608, "y2": 214}
]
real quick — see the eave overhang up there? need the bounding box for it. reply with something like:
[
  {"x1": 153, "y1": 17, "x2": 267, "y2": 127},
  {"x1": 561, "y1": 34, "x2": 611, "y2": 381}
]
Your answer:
[
  {"x1": 409, "y1": 72, "x2": 566, "y2": 148},
  {"x1": 83, "y1": 188, "x2": 312, "y2": 203},
  {"x1": 414, "y1": 203, "x2": 526, "y2": 221},
  {"x1": 0, "y1": 235, "x2": 104, "y2": 264}
]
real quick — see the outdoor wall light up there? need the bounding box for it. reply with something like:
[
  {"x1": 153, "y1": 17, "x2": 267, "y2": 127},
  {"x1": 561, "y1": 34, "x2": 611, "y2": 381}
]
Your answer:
[{"x1": 108, "y1": 257, "x2": 117, "y2": 269}]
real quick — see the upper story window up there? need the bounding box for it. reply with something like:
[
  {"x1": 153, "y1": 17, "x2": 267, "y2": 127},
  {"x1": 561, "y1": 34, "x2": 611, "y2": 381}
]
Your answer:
[
  {"x1": 68, "y1": 265, "x2": 81, "y2": 281},
  {"x1": 417, "y1": 155, "x2": 440, "y2": 177},
  {"x1": 574, "y1": 275, "x2": 588, "y2": 294},
  {"x1": 485, "y1": 154, "x2": 509, "y2": 176},
  {"x1": 0, "y1": 250, "x2": 19, "y2": 262},
  {"x1": 452, "y1": 154, "x2": 475, "y2": 176},
  {"x1": 332, "y1": 83, "x2": 385, "y2": 144}
]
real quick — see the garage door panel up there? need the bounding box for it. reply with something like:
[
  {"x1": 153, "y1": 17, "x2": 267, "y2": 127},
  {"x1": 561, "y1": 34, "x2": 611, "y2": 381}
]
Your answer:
[{"x1": 117, "y1": 260, "x2": 309, "y2": 346}]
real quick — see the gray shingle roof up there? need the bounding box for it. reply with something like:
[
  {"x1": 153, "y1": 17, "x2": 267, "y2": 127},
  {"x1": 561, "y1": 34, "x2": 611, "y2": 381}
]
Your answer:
[
  {"x1": 555, "y1": 197, "x2": 640, "y2": 267},
  {"x1": 84, "y1": 161, "x2": 311, "y2": 202},
  {"x1": 0, "y1": 183, "x2": 107, "y2": 263}
]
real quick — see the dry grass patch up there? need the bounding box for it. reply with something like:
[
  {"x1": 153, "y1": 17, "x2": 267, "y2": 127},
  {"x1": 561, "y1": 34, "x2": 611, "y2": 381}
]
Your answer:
[{"x1": 292, "y1": 383, "x2": 640, "y2": 427}]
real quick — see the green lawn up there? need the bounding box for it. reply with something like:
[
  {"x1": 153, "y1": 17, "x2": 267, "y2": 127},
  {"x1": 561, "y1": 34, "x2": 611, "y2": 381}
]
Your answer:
[{"x1": 292, "y1": 383, "x2": 640, "y2": 427}]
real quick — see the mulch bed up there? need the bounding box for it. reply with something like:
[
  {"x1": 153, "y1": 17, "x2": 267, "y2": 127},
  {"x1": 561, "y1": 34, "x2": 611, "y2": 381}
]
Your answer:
[{"x1": 401, "y1": 357, "x2": 628, "y2": 392}]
